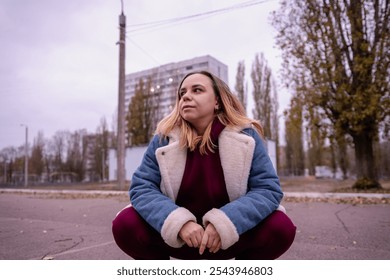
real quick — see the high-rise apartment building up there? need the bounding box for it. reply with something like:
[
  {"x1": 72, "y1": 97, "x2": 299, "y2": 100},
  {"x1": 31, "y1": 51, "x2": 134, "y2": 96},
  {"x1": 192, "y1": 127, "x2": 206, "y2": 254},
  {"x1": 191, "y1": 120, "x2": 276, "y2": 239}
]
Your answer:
[{"x1": 124, "y1": 55, "x2": 228, "y2": 143}]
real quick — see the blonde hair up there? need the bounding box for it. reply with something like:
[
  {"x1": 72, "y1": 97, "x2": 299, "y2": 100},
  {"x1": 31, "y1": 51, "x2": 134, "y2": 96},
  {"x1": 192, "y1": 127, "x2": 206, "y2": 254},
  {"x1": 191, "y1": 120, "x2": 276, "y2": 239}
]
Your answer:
[{"x1": 155, "y1": 71, "x2": 264, "y2": 154}]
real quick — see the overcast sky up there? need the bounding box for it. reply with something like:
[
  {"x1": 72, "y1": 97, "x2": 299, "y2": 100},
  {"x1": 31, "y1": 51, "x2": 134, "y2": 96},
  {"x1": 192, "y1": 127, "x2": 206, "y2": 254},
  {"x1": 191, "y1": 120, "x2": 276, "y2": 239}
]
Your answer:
[{"x1": 0, "y1": 0, "x2": 289, "y2": 150}]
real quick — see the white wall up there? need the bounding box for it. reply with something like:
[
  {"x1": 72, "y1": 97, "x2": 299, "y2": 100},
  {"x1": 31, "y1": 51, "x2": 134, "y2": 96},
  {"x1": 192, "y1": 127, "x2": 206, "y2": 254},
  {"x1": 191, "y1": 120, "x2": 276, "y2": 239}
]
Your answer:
[
  {"x1": 265, "y1": 139, "x2": 277, "y2": 173},
  {"x1": 108, "y1": 139, "x2": 277, "y2": 181},
  {"x1": 108, "y1": 146, "x2": 147, "y2": 181}
]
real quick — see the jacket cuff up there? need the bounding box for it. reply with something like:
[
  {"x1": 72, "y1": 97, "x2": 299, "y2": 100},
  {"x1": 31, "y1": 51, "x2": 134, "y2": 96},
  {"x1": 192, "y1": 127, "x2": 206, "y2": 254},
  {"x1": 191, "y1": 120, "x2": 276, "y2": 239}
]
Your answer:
[
  {"x1": 277, "y1": 204, "x2": 286, "y2": 213},
  {"x1": 161, "y1": 207, "x2": 197, "y2": 248},
  {"x1": 203, "y1": 208, "x2": 239, "y2": 250}
]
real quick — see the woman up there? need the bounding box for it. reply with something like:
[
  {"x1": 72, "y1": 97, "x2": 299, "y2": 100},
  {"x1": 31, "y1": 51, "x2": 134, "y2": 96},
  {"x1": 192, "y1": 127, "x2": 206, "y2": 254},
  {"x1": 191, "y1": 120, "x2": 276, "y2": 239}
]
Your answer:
[{"x1": 112, "y1": 71, "x2": 296, "y2": 259}]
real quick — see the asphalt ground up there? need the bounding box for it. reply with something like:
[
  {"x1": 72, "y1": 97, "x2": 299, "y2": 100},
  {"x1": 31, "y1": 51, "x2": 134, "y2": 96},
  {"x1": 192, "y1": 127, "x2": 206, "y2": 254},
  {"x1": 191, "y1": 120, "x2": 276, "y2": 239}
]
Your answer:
[{"x1": 0, "y1": 189, "x2": 389, "y2": 260}]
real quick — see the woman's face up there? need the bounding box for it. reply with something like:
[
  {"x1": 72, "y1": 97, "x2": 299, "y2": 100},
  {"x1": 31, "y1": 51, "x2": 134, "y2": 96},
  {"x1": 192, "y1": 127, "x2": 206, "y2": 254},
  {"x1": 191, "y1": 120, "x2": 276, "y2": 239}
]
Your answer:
[{"x1": 178, "y1": 73, "x2": 219, "y2": 135}]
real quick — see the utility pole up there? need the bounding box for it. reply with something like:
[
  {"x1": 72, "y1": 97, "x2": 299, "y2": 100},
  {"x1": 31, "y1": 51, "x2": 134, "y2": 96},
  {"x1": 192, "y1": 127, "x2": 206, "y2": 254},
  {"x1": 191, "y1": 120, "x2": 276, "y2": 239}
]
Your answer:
[{"x1": 117, "y1": 1, "x2": 126, "y2": 190}]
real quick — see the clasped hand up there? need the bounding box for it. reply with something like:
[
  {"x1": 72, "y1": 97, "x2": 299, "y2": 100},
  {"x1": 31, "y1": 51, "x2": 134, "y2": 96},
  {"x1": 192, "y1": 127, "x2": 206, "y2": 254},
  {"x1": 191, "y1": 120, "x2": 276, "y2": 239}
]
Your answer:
[{"x1": 178, "y1": 221, "x2": 221, "y2": 255}]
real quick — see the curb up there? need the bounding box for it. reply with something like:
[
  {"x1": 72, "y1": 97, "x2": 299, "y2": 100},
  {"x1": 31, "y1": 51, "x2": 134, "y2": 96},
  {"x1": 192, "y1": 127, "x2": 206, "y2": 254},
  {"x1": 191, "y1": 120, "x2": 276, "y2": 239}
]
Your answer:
[
  {"x1": 284, "y1": 192, "x2": 390, "y2": 199},
  {"x1": 0, "y1": 189, "x2": 127, "y2": 196},
  {"x1": 1, "y1": 188, "x2": 389, "y2": 199}
]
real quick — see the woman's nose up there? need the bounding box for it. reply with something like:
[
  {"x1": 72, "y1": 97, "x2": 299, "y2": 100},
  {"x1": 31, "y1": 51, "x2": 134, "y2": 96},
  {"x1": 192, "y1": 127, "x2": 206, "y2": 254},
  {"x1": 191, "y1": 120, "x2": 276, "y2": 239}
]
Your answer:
[{"x1": 182, "y1": 92, "x2": 191, "y2": 101}]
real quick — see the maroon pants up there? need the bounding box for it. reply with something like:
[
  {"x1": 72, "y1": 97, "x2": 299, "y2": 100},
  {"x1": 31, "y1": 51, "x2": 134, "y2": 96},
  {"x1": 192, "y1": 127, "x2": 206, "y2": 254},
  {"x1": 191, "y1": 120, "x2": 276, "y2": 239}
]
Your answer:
[{"x1": 112, "y1": 207, "x2": 296, "y2": 260}]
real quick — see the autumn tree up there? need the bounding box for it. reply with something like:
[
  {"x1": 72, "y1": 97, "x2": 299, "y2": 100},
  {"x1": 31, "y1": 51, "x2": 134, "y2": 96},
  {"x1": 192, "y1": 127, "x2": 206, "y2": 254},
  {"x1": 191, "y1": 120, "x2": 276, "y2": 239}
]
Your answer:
[
  {"x1": 252, "y1": 53, "x2": 271, "y2": 138},
  {"x1": 305, "y1": 105, "x2": 328, "y2": 176},
  {"x1": 234, "y1": 60, "x2": 247, "y2": 112},
  {"x1": 127, "y1": 76, "x2": 160, "y2": 146},
  {"x1": 332, "y1": 129, "x2": 350, "y2": 179},
  {"x1": 251, "y1": 53, "x2": 279, "y2": 142},
  {"x1": 271, "y1": 77, "x2": 280, "y2": 170},
  {"x1": 284, "y1": 95, "x2": 305, "y2": 176},
  {"x1": 272, "y1": 0, "x2": 389, "y2": 189},
  {"x1": 377, "y1": 141, "x2": 390, "y2": 178}
]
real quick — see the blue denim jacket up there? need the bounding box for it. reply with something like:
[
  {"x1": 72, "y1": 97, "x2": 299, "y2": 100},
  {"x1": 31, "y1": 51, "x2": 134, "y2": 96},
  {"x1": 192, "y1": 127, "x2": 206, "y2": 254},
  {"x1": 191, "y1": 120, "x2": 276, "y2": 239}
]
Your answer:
[{"x1": 129, "y1": 126, "x2": 283, "y2": 249}]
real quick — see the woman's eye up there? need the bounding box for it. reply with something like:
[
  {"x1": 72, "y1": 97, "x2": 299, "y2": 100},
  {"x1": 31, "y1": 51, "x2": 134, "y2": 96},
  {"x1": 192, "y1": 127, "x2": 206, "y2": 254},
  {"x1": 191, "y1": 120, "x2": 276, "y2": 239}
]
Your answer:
[{"x1": 193, "y1": 88, "x2": 202, "y2": 93}]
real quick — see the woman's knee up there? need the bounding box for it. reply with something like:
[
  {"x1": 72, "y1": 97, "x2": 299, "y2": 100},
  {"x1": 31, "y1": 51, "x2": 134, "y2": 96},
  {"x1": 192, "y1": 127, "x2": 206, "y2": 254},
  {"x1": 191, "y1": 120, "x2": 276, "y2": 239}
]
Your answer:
[
  {"x1": 266, "y1": 210, "x2": 296, "y2": 246},
  {"x1": 112, "y1": 207, "x2": 169, "y2": 259},
  {"x1": 236, "y1": 211, "x2": 296, "y2": 259},
  {"x1": 112, "y1": 207, "x2": 144, "y2": 241},
  {"x1": 112, "y1": 207, "x2": 162, "y2": 244}
]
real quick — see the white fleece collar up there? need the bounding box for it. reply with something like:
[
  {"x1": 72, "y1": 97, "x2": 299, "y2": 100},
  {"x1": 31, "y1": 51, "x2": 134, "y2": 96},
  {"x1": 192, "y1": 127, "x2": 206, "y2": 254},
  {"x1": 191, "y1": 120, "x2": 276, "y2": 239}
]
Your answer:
[{"x1": 155, "y1": 127, "x2": 255, "y2": 202}]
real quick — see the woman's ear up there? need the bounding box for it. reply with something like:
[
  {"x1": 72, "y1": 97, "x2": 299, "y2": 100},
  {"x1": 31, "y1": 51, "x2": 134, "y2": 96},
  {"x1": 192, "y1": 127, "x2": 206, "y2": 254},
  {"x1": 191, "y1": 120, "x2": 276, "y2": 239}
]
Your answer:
[
  {"x1": 215, "y1": 98, "x2": 220, "y2": 110},
  {"x1": 214, "y1": 100, "x2": 220, "y2": 112}
]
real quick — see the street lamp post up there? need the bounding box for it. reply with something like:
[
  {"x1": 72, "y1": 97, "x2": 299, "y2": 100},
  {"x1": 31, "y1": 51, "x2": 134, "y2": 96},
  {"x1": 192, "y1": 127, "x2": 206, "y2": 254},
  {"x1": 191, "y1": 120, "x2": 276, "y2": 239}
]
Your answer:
[{"x1": 21, "y1": 124, "x2": 28, "y2": 187}]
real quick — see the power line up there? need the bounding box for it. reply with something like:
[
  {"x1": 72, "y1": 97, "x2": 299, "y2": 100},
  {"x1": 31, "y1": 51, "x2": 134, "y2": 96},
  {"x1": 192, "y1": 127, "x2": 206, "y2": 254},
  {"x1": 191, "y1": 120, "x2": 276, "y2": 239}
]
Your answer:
[
  {"x1": 126, "y1": 35, "x2": 162, "y2": 66},
  {"x1": 126, "y1": 35, "x2": 186, "y2": 80},
  {"x1": 127, "y1": 0, "x2": 272, "y2": 32},
  {"x1": 126, "y1": 0, "x2": 274, "y2": 35},
  {"x1": 124, "y1": 0, "x2": 276, "y2": 72}
]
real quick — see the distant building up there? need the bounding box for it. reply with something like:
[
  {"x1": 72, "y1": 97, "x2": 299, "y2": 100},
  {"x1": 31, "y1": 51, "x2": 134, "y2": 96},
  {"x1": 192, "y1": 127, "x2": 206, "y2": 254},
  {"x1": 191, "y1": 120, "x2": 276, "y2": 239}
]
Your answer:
[{"x1": 124, "y1": 55, "x2": 228, "y2": 144}]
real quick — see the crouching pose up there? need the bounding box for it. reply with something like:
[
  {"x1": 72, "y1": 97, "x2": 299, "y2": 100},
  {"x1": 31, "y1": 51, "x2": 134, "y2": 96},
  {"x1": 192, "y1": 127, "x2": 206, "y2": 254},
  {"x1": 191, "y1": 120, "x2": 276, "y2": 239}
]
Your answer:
[{"x1": 112, "y1": 71, "x2": 296, "y2": 259}]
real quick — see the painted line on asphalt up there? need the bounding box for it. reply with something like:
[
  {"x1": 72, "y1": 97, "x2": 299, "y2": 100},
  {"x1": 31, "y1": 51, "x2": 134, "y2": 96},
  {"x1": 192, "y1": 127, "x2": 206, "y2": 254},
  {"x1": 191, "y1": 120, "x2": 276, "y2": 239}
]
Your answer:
[{"x1": 31, "y1": 241, "x2": 116, "y2": 260}]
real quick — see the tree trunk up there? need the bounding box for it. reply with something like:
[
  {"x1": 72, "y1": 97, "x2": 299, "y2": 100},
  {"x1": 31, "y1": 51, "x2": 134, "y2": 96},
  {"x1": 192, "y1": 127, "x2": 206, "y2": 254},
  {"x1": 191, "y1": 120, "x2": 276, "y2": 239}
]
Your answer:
[
  {"x1": 352, "y1": 133, "x2": 381, "y2": 189},
  {"x1": 336, "y1": 135, "x2": 349, "y2": 180}
]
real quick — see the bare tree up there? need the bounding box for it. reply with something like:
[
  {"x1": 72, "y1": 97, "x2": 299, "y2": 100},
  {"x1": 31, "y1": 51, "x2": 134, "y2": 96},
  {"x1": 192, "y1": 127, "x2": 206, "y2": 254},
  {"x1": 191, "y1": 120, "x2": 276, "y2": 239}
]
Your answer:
[
  {"x1": 94, "y1": 117, "x2": 110, "y2": 181},
  {"x1": 49, "y1": 130, "x2": 70, "y2": 176},
  {"x1": 0, "y1": 146, "x2": 17, "y2": 183},
  {"x1": 65, "y1": 130, "x2": 86, "y2": 181},
  {"x1": 30, "y1": 131, "x2": 45, "y2": 180}
]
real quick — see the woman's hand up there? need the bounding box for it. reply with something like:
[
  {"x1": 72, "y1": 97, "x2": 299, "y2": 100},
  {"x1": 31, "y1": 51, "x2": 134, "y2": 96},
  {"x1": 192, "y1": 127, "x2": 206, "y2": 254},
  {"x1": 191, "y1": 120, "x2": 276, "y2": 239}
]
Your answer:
[
  {"x1": 199, "y1": 223, "x2": 221, "y2": 255},
  {"x1": 179, "y1": 221, "x2": 204, "y2": 248}
]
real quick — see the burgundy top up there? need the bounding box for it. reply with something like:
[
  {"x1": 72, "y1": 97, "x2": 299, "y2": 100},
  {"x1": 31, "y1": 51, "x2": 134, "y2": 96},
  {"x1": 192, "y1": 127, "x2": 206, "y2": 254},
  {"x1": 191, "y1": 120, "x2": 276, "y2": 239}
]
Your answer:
[{"x1": 176, "y1": 118, "x2": 230, "y2": 224}]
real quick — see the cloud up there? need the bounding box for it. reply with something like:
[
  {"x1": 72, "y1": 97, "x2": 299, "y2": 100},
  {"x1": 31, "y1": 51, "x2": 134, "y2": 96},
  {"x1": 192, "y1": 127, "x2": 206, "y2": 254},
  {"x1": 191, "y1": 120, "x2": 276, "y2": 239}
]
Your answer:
[{"x1": 0, "y1": 0, "x2": 288, "y2": 149}]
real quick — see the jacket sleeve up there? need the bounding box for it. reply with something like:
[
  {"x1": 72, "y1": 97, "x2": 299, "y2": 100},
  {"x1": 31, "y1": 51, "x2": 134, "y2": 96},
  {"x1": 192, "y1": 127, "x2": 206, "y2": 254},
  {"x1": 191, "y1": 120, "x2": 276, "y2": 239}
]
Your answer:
[
  {"x1": 129, "y1": 135, "x2": 196, "y2": 248},
  {"x1": 203, "y1": 128, "x2": 283, "y2": 249}
]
